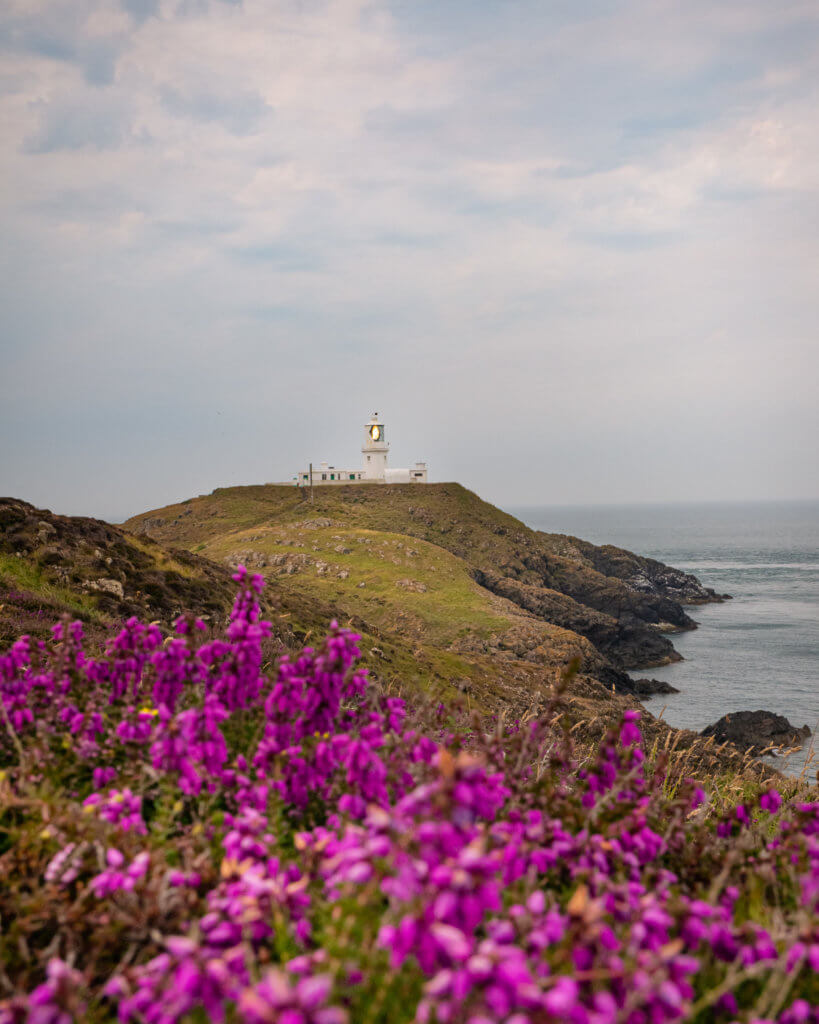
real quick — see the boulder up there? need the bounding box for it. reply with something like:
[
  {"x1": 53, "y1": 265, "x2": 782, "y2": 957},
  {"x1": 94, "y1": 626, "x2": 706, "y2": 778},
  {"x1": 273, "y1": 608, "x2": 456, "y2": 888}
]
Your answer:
[
  {"x1": 396, "y1": 579, "x2": 428, "y2": 593},
  {"x1": 701, "y1": 710, "x2": 811, "y2": 754},
  {"x1": 38, "y1": 546, "x2": 65, "y2": 567},
  {"x1": 85, "y1": 578, "x2": 125, "y2": 599},
  {"x1": 629, "y1": 678, "x2": 680, "y2": 697}
]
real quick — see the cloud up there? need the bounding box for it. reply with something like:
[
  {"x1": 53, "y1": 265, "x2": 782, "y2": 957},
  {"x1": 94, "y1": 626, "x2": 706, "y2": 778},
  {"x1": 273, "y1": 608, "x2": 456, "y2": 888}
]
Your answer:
[
  {"x1": 24, "y1": 91, "x2": 133, "y2": 152},
  {"x1": 121, "y1": 0, "x2": 159, "y2": 22},
  {"x1": 0, "y1": 2, "x2": 130, "y2": 84},
  {"x1": 1, "y1": 0, "x2": 818, "y2": 517},
  {"x1": 159, "y1": 83, "x2": 269, "y2": 134},
  {"x1": 232, "y1": 241, "x2": 323, "y2": 270}
]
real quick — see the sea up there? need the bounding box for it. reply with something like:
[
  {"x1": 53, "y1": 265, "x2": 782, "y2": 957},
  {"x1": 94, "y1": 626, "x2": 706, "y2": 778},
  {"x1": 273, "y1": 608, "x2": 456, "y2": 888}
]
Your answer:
[{"x1": 509, "y1": 501, "x2": 819, "y2": 779}]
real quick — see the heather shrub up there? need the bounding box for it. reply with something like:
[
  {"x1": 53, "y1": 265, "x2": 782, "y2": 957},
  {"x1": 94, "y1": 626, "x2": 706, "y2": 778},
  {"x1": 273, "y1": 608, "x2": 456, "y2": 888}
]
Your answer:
[{"x1": 0, "y1": 568, "x2": 816, "y2": 1024}]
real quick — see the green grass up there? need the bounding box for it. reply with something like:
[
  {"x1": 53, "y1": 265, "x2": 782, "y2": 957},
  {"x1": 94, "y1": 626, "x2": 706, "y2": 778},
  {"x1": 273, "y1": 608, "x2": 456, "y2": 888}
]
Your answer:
[
  {"x1": 127, "y1": 536, "x2": 200, "y2": 580},
  {"x1": 0, "y1": 553, "x2": 100, "y2": 620},
  {"x1": 121, "y1": 483, "x2": 644, "y2": 612},
  {"x1": 200, "y1": 523, "x2": 514, "y2": 648},
  {"x1": 124, "y1": 483, "x2": 530, "y2": 565}
]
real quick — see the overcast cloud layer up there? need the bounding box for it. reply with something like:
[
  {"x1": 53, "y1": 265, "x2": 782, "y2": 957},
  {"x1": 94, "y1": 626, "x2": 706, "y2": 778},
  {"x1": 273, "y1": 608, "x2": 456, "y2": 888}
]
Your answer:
[{"x1": 1, "y1": 0, "x2": 818, "y2": 520}]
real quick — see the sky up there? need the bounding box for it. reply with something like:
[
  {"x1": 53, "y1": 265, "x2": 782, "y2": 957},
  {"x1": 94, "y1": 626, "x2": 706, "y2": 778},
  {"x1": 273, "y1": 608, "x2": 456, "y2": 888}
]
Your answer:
[{"x1": 1, "y1": 0, "x2": 818, "y2": 521}]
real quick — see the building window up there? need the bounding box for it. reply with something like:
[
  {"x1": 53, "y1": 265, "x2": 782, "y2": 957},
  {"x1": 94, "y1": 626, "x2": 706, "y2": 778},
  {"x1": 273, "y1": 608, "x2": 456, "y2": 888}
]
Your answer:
[
  {"x1": 330, "y1": 474, "x2": 335, "y2": 480},
  {"x1": 349, "y1": 474, "x2": 355, "y2": 480},
  {"x1": 322, "y1": 474, "x2": 327, "y2": 480},
  {"x1": 367, "y1": 456, "x2": 371, "y2": 462}
]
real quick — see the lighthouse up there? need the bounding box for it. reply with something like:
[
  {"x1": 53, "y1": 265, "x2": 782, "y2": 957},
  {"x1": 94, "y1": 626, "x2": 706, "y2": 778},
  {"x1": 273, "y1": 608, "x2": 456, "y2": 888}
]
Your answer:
[
  {"x1": 361, "y1": 412, "x2": 389, "y2": 480},
  {"x1": 291, "y1": 413, "x2": 428, "y2": 485}
]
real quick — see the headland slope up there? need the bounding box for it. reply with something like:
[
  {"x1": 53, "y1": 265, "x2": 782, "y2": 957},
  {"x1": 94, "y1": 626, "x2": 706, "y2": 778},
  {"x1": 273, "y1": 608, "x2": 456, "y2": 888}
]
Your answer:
[
  {"x1": 120, "y1": 483, "x2": 752, "y2": 772},
  {"x1": 0, "y1": 485, "x2": 756, "y2": 778}
]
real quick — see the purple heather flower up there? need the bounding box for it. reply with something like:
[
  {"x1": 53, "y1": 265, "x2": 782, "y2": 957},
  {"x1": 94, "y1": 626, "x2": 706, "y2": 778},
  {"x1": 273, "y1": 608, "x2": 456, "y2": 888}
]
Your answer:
[
  {"x1": 619, "y1": 710, "x2": 642, "y2": 748},
  {"x1": 543, "y1": 976, "x2": 579, "y2": 1015},
  {"x1": 4, "y1": 572, "x2": 819, "y2": 1024},
  {"x1": 760, "y1": 789, "x2": 783, "y2": 814}
]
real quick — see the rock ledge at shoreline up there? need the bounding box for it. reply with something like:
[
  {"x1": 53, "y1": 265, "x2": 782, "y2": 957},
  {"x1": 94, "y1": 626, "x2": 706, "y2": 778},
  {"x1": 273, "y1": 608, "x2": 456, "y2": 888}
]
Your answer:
[{"x1": 702, "y1": 710, "x2": 812, "y2": 755}]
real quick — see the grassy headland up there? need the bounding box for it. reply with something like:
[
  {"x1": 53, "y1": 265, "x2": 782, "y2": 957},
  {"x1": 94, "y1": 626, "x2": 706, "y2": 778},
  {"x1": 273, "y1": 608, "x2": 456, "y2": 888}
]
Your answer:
[
  {"x1": 0, "y1": 485, "x2": 773, "y2": 777},
  {"x1": 119, "y1": 482, "x2": 760, "y2": 779}
]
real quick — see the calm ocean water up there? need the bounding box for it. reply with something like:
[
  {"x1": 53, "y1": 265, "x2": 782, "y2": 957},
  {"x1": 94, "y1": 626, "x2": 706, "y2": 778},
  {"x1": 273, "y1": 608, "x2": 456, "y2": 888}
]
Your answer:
[{"x1": 509, "y1": 501, "x2": 819, "y2": 778}]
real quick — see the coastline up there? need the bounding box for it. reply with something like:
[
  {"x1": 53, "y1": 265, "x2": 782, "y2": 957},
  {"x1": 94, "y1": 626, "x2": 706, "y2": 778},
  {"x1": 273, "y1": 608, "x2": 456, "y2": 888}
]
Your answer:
[{"x1": 511, "y1": 500, "x2": 819, "y2": 777}]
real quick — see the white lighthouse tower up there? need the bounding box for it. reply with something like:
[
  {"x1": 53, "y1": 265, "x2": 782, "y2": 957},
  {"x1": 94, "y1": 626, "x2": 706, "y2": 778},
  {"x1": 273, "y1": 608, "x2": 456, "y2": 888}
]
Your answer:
[{"x1": 361, "y1": 412, "x2": 389, "y2": 481}]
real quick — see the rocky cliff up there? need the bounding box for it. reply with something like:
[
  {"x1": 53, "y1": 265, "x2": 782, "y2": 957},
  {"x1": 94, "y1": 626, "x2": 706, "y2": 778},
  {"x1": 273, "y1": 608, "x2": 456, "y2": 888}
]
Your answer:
[{"x1": 472, "y1": 569, "x2": 681, "y2": 670}]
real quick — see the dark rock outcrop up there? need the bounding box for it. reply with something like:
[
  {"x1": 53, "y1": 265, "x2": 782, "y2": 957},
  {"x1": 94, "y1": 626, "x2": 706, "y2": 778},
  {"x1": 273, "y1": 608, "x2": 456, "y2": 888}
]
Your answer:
[
  {"x1": 563, "y1": 539, "x2": 731, "y2": 605},
  {"x1": 473, "y1": 569, "x2": 682, "y2": 670},
  {"x1": 701, "y1": 710, "x2": 812, "y2": 754},
  {"x1": 629, "y1": 678, "x2": 680, "y2": 697},
  {"x1": 512, "y1": 548, "x2": 700, "y2": 632}
]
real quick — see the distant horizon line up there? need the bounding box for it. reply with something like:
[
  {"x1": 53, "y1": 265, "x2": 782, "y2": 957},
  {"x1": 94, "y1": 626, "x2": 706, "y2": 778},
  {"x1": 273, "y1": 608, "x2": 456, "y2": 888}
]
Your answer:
[
  {"x1": 8, "y1": 485, "x2": 819, "y2": 528},
  {"x1": 507, "y1": 496, "x2": 819, "y2": 510},
  {"x1": 112, "y1": 493, "x2": 819, "y2": 526}
]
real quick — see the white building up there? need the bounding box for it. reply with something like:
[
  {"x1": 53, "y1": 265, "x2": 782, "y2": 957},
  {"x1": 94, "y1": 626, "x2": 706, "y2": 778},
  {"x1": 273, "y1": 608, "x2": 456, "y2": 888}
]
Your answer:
[{"x1": 294, "y1": 413, "x2": 428, "y2": 486}]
